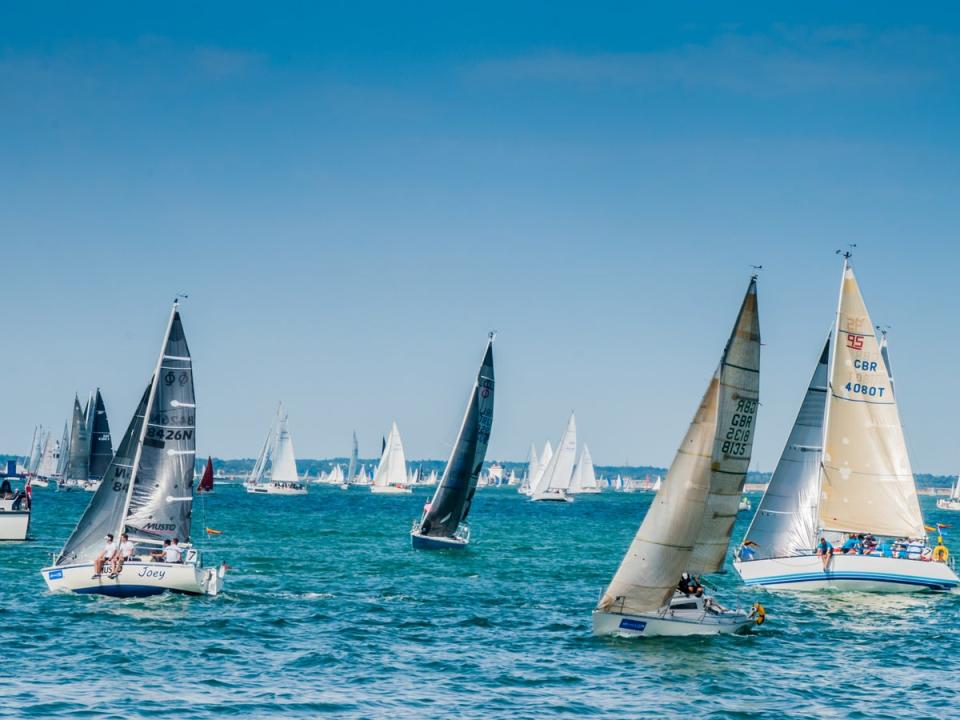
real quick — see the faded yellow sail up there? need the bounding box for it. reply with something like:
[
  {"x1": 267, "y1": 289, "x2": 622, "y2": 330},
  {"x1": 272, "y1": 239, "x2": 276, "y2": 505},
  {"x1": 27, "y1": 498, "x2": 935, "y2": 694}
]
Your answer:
[{"x1": 818, "y1": 263, "x2": 924, "y2": 538}]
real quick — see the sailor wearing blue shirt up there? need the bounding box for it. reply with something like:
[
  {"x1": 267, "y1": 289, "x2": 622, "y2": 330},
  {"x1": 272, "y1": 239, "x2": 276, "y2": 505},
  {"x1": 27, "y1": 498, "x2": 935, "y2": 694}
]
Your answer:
[
  {"x1": 841, "y1": 536, "x2": 860, "y2": 554},
  {"x1": 816, "y1": 537, "x2": 834, "y2": 570}
]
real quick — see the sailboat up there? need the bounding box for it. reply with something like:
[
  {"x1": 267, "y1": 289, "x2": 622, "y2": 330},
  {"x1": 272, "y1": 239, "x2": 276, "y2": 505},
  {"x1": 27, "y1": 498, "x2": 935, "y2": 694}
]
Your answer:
[
  {"x1": 937, "y1": 477, "x2": 960, "y2": 511},
  {"x1": 569, "y1": 444, "x2": 601, "y2": 494},
  {"x1": 593, "y1": 276, "x2": 763, "y2": 637},
  {"x1": 519, "y1": 443, "x2": 539, "y2": 495},
  {"x1": 26, "y1": 427, "x2": 50, "y2": 488},
  {"x1": 62, "y1": 396, "x2": 91, "y2": 490},
  {"x1": 197, "y1": 457, "x2": 214, "y2": 493},
  {"x1": 736, "y1": 257, "x2": 960, "y2": 592},
  {"x1": 246, "y1": 404, "x2": 307, "y2": 495},
  {"x1": 343, "y1": 431, "x2": 358, "y2": 489},
  {"x1": 355, "y1": 464, "x2": 371, "y2": 486},
  {"x1": 531, "y1": 414, "x2": 576, "y2": 502},
  {"x1": 42, "y1": 301, "x2": 226, "y2": 597},
  {"x1": 412, "y1": 334, "x2": 495, "y2": 549},
  {"x1": 371, "y1": 422, "x2": 411, "y2": 494}
]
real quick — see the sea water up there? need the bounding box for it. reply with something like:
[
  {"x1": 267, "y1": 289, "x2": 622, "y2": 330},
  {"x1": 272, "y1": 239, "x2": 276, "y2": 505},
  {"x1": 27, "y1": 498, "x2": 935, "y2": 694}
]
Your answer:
[{"x1": 2, "y1": 487, "x2": 958, "y2": 718}]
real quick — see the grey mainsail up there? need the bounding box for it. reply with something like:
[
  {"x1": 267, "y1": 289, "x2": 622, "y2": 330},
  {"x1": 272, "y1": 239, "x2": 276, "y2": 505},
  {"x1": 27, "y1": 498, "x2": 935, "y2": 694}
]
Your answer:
[
  {"x1": 419, "y1": 336, "x2": 495, "y2": 538},
  {"x1": 88, "y1": 389, "x2": 114, "y2": 481},
  {"x1": 56, "y1": 385, "x2": 150, "y2": 564},
  {"x1": 65, "y1": 396, "x2": 91, "y2": 482},
  {"x1": 123, "y1": 309, "x2": 196, "y2": 545},
  {"x1": 347, "y1": 431, "x2": 358, "y2": 484},
  {"x1": 743, "y1": 339, "x2": 828, "y2": 559},
  {"x1": 56, "y1": 421, "x2": 70, "y2": 477}
]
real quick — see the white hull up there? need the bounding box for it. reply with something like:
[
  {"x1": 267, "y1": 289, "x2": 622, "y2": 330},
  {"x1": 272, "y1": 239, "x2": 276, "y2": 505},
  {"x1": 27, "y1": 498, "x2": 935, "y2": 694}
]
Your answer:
[
  {"x1": 571, "y1": 488, "x2": 601, "y2": 495},
  {"x1": 30, "y1": 477, "x2": 50, "y2": 488},
  {"x1": 0, "y1": 510, "x2": 30, "y2": 540},
  {"x1": 246, "y1": 483, "x2": 307, "y2": 495},
  {"x1": 41, "y1": 559, "x2": 224, "y2": 597},
  {"x1": 531, "y1": 489, "x2": 572, "y2": 503},
  {"x1": 936, "y1": 498, "x2": 960, "y2": 511},
  {"x1": 592, "y1": 594, "x2": 758, "y2": 637},
  {"x1": 735, "y1": 554, "x2": 960, "y2": 593},
  {"x1": 371, "y1": 485, "x2": 412, "y2": 495}
]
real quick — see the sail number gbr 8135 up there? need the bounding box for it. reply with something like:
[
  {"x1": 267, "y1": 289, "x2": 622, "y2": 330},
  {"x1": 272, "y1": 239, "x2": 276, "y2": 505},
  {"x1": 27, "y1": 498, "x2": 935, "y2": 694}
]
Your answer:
[{"x1": 721, "y1": 397, "x2": 757, "y2": 457}]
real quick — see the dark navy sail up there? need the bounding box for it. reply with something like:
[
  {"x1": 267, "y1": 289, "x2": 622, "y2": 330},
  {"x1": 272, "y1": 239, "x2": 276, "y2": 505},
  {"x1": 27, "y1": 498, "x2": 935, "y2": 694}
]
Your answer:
[
  {"x1": 419, "y1": 337, "x2": 495, "y2": 538},
  {"x1": 88, "y1": 389, "x2": 114, "y2": 481}
]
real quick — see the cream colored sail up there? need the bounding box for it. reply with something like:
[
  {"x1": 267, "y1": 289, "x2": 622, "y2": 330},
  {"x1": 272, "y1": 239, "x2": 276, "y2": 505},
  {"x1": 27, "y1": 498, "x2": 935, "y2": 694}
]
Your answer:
[
  {"x1": 373, "y1": 421, "x2": 407, "y2": 488},
  {"x1": 598, "y1": 276, "x2": 759, "y2": 614},
  {"x1": 688, "y1": 279, "x2": 761, "y2": 573},
  {"x1": 818, "y1": 262, "x2": 924, "y2": 538}
]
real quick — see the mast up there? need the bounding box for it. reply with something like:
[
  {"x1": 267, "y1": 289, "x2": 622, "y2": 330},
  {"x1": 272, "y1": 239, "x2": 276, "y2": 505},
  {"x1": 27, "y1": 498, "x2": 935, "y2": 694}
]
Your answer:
[{"x1": 116, "y1": 301, "x2": 180, "y2": 538}]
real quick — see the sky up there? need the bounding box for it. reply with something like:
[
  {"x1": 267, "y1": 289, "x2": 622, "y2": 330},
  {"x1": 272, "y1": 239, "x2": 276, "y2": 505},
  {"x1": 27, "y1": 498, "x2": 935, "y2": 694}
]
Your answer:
[{"x1": 2, "y1": 3, "x2": 960, "y2": 472}]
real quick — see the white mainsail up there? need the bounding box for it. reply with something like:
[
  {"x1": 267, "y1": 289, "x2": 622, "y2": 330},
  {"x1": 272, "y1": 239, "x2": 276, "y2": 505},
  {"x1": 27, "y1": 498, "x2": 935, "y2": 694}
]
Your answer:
[
  {"x1": 598, "y1": 277, "x2": 760, "y2": 614},
  {"x1": 373, "y1": 421, "x2": 407, "y2": 488},
  {"x1": 532, "y1": 414, "x2": 577, "y2": 496},
  {"x1": 818, "y1": 261, "x2": 924, "y2": 538},
  {"x1": 270, "y1": 410, "x2": 299, "y2": 483},
  {"x1": 744, "y1": 339, "x2": 828, "y2": 559}
]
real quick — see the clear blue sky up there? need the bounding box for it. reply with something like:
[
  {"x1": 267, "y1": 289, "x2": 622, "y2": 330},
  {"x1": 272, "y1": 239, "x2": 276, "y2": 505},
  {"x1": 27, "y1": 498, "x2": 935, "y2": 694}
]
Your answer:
[{"x1": 3, "y1": 3, "x2": 959, "y2": 472}]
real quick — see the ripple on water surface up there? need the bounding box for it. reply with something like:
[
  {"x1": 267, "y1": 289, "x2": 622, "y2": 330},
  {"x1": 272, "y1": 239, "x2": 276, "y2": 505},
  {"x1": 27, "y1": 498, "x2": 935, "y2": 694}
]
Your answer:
[{"x1": 3, "y1": 488, "x2": 960, "y2": 718}]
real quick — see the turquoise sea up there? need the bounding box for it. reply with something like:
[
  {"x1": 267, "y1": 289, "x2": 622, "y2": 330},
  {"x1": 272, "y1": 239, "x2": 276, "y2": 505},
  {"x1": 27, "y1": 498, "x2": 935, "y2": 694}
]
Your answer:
[{"x1": 3, "y1": 487, "x2": 959, "y2": 719}]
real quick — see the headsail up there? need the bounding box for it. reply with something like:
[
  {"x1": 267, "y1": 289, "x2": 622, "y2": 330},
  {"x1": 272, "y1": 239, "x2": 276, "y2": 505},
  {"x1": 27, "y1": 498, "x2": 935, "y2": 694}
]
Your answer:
[
  {"x1": 57, "y1": 385, "x2": 150, "y2": 564},
  {"x1": 744, "y1": 339, "x2": 827, "y2": 559},
  {"x1": 688, "y1": 278, "x2": 761, "y2": 574},
  {"x1": 598, "y1": 276, "x2": 760, "y2": 614},
  {"x1": 570, "y1": 444, "x2": 598, "y2": 493},
  {"x1": 123, "y1": 308, "x2": 196, "y2": 544},
  {"x1": 818, "y1": 261, "x2": 924, "y2": 538},
  {"x1": 88, "y1": 389, "x2": 114, "y2": 481},
  {"x1": 270, "y1": 409, "x2": 299, "y2": 482},
  {"x1": 420, "y1": 337, "x2": 495, "y2": 537}
]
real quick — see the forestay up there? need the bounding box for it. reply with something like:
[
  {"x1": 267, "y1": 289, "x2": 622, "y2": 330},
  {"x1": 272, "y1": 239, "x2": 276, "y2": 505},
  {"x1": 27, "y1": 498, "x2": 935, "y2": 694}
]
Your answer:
[
  {"x1": 420, "y1": 337, "x2": 495, "y2": 537},
  {"x1": 598, "y1": 277, "x2": 759, "y2": 614},
  {"x1": 124, "y1": 310, "x2": 196, "y2": 545},
  {"x1": 744, "y1": 340, "x2": 828, "y2": 559},
  {"x1": 818, "y1": 262, "x2": 924, "y2": 538}
]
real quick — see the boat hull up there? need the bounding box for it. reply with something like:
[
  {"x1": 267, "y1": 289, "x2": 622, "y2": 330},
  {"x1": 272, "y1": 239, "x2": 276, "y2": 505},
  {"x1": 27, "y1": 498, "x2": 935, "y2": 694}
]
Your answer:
[
  {"x1": 371, "y1": 485, "x2": 412, "y2": 495},
  {"x1": 41, "y1": 560, "x2": 224, "y2": 597},
  {"x1": 246, "y1": 484, "x2": 307, "y2": 495},
  {"x1": 0, "y1": 511, "x2": 30, "y2": 541},
  {"x1": 531, "y1": 489, "x2": 572, "y2": 503},
  {"x1": 735, "y1": 555, "x2": 960, "y2": 593},
  {"x1": 30, "y1": 478, "x2": 50, "y2": 488},
  {"x1": 936, "y1": 498, "x2": 960, "y2": 511},
  {"x1": 410, "y1": 532, "x2": 469, "y2": 550},
  {"x1": 592, "y1": 607, "x2": 754, "y2": 637}
]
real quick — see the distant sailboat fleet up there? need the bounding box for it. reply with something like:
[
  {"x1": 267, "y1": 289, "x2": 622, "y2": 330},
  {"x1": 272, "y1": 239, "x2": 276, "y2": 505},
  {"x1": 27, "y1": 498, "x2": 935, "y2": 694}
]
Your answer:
[{"x1": 12, "y1": 253, "x2": 960, "y2": 641}]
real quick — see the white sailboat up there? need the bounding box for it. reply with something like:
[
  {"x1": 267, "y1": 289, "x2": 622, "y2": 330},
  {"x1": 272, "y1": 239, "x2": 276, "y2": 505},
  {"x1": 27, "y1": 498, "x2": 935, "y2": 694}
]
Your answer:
[
  {"x1": 531, "y1": 414, "x2": 576, "y2": 503},
  {"x1": 41, "y1": 301, "x2": 225, "y2": 597},
  {"x1": 937, "y1": 476, "x2": 960, "y2": 511},
  {"x1": 593, "y1": 276, "x2": 763, "y2": 637},
  {"x1": 518, "y1": 443, "x2": 539, "y2": 495},
  {"x1": 569, "y1": 444, "x2": 601, "y2": 494},
  {"x1": 371, "y1": 422, "x2": 411, "y2": 494},
  {"x1": 355, "y1": 464, "x2": 371, "y2": 486},
  {"x1": 246, "y1": 404, "x2": 307, "y2": 495},
  {"x1": 736, "y1": 257, "x2": 960, "y2": 593}
]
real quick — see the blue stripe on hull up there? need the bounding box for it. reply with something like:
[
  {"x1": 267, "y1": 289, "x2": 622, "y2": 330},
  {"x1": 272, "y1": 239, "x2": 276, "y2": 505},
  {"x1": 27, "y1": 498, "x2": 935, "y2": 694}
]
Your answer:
[
  {"x1": 410, "y1": 533, "x2": 468, "y2": 551},
  {"x1": 744, "y1": 571, "x2": 957, "y2": 591},
  {"x1": 72, "y1": 585, "x2": 200, "y2": 598}
]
